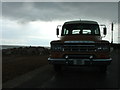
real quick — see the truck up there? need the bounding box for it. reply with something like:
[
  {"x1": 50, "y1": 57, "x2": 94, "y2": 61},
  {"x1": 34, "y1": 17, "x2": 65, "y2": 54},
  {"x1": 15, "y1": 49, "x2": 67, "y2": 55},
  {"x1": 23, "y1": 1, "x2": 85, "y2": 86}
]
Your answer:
[{"x1": 48, "y1": 20, "x2": 112, "y2": 72}]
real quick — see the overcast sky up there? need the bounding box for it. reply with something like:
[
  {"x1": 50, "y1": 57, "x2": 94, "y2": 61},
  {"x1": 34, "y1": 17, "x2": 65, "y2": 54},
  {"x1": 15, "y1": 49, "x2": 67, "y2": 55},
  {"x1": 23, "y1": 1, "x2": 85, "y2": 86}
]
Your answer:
[{"x1": 1, "y1": 2, "x2": 119, "y2": 46}]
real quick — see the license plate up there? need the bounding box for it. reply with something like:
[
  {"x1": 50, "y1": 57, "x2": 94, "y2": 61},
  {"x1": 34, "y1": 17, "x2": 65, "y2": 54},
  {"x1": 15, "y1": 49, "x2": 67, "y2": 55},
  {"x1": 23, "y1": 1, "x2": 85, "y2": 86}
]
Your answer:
[{"x1": 73, "y1": 60, "x2": 85, "y2": 65}]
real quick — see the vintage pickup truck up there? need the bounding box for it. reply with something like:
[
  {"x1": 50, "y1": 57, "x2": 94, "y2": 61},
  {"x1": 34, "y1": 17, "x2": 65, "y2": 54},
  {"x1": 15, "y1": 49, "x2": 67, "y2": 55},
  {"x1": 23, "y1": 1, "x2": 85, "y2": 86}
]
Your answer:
[{"x1": 48, "y1": 20, "x2": 112, "y2": 72}]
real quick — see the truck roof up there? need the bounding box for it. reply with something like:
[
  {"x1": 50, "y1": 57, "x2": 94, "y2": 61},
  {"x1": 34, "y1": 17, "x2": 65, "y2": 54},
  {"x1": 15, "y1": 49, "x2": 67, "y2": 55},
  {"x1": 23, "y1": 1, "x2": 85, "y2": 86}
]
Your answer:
[{"x1": 64, "y1": 20, "x2": 98, "y2": 25}]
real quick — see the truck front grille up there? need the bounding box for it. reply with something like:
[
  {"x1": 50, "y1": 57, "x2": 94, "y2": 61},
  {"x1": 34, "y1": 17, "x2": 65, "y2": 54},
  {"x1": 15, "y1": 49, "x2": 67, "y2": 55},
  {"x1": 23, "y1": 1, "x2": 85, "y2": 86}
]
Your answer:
[{"x1": 63, "y1": 45, "x2": 96, "y2": 52}]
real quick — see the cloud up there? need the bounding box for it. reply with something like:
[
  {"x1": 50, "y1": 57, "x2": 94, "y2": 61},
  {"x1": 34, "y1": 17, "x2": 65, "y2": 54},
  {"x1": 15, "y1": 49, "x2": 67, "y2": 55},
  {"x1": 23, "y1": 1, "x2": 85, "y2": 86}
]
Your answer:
[
  {"x1": 2, "y1": 19, "x2": 63, "y2": 46},
  {"x1": 1, "y1": 2, "x2": 119, "y2": 45},
  {"x1": 2, "y1": 2, "x2": 118, "y2": 22}
]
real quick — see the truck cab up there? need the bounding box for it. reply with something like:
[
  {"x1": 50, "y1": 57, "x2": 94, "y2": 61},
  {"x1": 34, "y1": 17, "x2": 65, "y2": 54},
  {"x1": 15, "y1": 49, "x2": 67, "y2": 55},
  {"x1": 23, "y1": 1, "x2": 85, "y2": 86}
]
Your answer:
[{"x1": 48, "y1": 20, "x2": 112, "y2": 72}]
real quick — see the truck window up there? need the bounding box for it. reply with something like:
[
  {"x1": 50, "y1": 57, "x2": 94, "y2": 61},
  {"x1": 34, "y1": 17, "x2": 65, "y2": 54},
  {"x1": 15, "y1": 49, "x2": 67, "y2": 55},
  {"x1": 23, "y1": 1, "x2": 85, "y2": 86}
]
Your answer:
[
  {"x1": 72, "y1": 30, "x2": 81, "y2": 34},
  {"x1": 82, "y1": 29, "x2": 91, "y2": 34},
  {"x1": 61, "y1": 24, "x2": 100, "y2": 36},
  {"x1": 95, "y1": 28, "x2": 100, "y2": 34},
  {"x1": 64, "y1": 29, "x2": 69, "y2": 35}
]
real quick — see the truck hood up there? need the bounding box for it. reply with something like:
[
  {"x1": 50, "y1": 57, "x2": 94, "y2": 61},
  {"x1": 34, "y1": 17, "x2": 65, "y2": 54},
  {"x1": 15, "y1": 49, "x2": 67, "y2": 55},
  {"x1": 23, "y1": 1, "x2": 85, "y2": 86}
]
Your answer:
[
  {"x1": 60, "y1": 35, "x2": 102, "y2": 42},
  {"x1": 51, "y1": 35, "x2": 110, "y2": 44}
]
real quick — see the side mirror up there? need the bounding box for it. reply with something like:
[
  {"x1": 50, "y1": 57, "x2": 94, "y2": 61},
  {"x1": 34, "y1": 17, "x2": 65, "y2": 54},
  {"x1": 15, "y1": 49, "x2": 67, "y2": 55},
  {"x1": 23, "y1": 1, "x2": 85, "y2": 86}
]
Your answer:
[
  {"x1": 103, "y1": 27, "x2": 107, "y2": 35},
  {"x1": 56, "y1": 28, "x2": 59, "y2": 35}
]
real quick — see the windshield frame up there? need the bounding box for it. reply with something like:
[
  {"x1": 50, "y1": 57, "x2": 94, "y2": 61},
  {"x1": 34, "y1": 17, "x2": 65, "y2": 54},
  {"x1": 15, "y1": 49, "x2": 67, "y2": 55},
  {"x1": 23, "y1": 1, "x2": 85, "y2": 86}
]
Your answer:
[{"x1": 61, "y1": 23, "x2": 101, "y2": 36}]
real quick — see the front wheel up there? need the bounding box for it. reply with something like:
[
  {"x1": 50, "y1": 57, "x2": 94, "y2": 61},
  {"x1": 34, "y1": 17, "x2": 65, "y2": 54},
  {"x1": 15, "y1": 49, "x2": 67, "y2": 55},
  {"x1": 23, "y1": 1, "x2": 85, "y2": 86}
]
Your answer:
[{"x1": 53, "y1": 64, "x2": 62, "y2": 72}]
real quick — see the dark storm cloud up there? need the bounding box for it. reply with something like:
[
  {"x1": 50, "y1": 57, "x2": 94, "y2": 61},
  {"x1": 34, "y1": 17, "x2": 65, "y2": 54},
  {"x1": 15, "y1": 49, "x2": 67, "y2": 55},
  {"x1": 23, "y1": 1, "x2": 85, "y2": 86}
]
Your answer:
[{"x1": 2, "y1": 2, "x2": 118, "y2": 22}]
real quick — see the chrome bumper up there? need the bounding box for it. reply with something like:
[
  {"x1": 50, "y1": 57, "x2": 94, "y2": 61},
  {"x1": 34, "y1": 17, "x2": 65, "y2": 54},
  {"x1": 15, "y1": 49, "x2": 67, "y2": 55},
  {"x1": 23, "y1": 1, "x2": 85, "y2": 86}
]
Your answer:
[
  {"x1": 48, "y1": 58, "x2": 112, "y2": 61},
  {"x1": 48, "y1": 58, "x2": 112, "y2": 65}
]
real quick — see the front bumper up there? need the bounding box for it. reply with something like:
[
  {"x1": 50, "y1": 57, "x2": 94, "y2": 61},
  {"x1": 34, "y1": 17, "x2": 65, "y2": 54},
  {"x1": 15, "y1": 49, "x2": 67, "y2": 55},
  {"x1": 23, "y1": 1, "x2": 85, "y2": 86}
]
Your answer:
[{"x1": 48, "y1": 58, "x2": 112, "y2": 66}]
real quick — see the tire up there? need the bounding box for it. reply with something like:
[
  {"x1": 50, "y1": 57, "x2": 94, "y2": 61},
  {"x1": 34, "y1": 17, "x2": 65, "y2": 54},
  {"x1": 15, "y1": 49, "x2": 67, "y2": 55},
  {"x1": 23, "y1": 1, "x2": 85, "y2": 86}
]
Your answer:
[
  {"x1": 53, "y1": 64, "x2": 62, "y2": 72},
  {"x1": 99, "y1": 65, "x2": 107, "y2": 73}
]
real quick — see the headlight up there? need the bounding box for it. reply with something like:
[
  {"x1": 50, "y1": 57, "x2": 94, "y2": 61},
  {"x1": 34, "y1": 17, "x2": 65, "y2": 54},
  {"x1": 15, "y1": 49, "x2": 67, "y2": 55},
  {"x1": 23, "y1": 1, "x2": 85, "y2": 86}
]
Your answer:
[
  {"x1": 97, "y1": 46, "x2": 109, "y2": 51},
  {"x1": 51, "y1": 45, "x2": 63, "y2": 51}
]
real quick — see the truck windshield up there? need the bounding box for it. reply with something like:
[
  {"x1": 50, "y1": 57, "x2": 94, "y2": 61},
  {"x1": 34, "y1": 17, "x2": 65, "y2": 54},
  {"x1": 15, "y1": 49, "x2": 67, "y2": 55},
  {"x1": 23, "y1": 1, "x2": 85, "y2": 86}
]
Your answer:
[{"x1": 61, "y1": 24, "x2": 100, "y2": 36}]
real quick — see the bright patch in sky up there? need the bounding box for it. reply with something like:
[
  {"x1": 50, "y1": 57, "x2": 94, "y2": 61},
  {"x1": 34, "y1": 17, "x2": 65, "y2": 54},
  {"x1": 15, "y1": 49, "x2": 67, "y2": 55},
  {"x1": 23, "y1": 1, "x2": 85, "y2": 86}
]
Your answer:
[{"x1": 2, "y1": 19, "x2": 64, "y2": 46}]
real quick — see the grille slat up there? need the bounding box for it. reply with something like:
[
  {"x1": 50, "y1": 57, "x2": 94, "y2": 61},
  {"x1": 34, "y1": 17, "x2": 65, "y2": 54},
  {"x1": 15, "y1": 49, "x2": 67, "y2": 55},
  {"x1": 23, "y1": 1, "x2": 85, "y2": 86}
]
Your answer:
[{"x1": 64, "y1": 45, "x2": 96, "y2": 52}]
